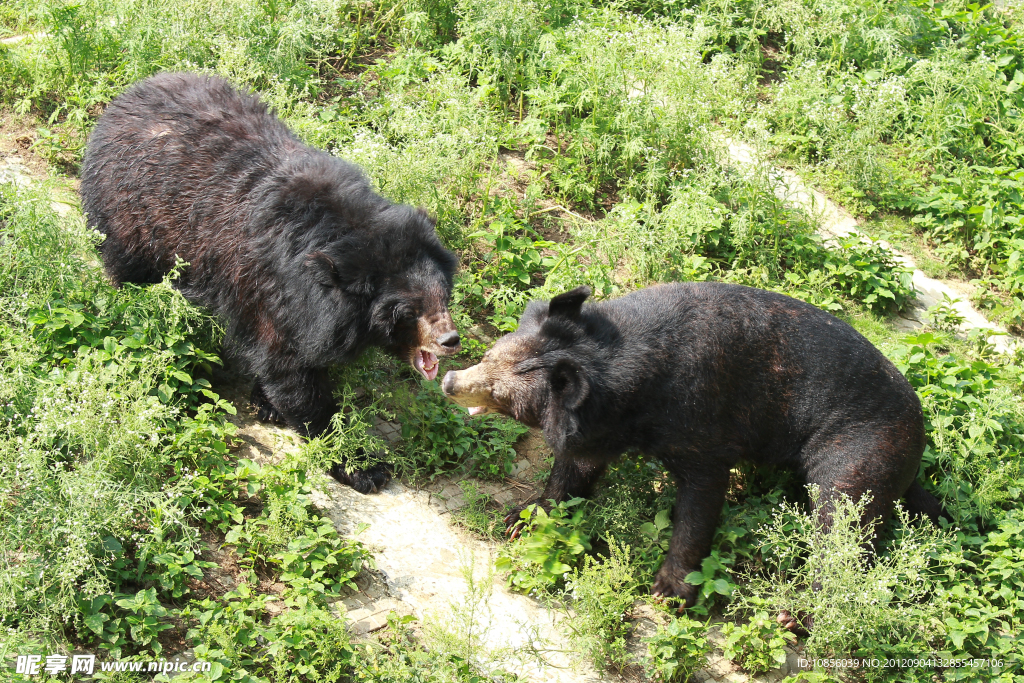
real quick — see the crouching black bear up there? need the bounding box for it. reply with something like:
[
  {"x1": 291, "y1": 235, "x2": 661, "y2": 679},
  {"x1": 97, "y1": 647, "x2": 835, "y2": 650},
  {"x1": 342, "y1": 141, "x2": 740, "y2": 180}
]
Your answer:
[
  {"x1": 442, "y1": 283, "x2": 945, "y2": 612},
  {"x1": 81, "y1": 72, "x2": 461, "y2": 493}
]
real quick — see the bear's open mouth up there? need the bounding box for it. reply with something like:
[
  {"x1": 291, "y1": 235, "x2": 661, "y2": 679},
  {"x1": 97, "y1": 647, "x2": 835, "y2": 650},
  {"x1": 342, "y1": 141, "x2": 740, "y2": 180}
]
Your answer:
[{"x1": 413, "y1": 349, "x2": 439, "y2": 380}]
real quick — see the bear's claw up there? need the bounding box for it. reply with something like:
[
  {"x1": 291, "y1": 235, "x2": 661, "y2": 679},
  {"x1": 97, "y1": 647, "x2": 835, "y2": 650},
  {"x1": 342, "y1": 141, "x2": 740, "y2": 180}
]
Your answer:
[
  {"x1": 250, "y1": 383, "x2": 285, "y2": 424},
  {"x1": 776, "y1": 610, "x2": 811, "y2": 636},
  {"x1": 651, "y1": 568, "x2": 698, "y2": 611}
]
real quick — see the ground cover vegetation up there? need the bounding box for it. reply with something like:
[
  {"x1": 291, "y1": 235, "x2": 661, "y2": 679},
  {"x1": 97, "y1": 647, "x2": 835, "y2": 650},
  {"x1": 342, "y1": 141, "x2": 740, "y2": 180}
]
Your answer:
[{"x1": 0, "y1": 0, "x2": 1022, "y2": 680}]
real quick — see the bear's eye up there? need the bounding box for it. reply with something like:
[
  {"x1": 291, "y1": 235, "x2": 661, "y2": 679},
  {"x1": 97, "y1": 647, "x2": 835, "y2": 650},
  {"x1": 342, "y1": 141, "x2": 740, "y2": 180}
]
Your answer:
[{"x1": 392, "y1": 304, "x2": 416, "y2": 322}]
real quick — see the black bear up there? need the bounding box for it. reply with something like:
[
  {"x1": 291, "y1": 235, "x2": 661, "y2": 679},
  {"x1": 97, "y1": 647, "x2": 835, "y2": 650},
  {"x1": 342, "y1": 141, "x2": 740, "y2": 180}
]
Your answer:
[
  {"x1": 442, "y1": 283, "x2": 944, "y2": 610},
  {"x1": 81, "y1": 72, "x2": 461, "y2": 493}
]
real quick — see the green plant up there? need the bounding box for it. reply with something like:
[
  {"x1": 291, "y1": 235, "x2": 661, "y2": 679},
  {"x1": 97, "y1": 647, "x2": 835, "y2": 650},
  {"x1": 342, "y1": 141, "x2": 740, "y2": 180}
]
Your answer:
[
  {"x1": 304, "y1": 386, "x2": 394, "y2": 481},
  {"x1": 77, "y1": 594, "x2": 128, "y2": 658},
  {"x1": 720, "y1": 611, "x2": 795, "y2": 674},
  {"x1": 824, "y1": 236, "x2": 915, "y2": 313},
  {"x1": 892, "y1": 333, "x2": 1024, "y2": 522},
  {"x1": 449, "y1": 0, "x2": 543, "y2": 112},
  {"x1": 927, "y1": 293, "x2": 967, "y2": 333},
  {"x1": 734, "y1": 487, "x2": 953, "y2": 663},
  {"x1": 272, "y1": 520, "x2": 370, "y2": 602},
  {"x1": 644, "y1": 614, "x2": 710, "y2": 682},
  {"x1": 681, "y1": 551, "x2": 738, "y2": 612},
  {"x1": 562, "y1": 540, "x2": 639, "y2": 672},
  {"x1": 450, "y1": 480, "x2": 506, "y2": 539},
  {"x1": 114, "y1": 588, "x2": 174, "y2": 656},
  {"x1": 399, "y1": 379, "x2": 527, "y2": 479},
  {"x1": 496, "y1": 498, "x2": 592, "y2": 594}
]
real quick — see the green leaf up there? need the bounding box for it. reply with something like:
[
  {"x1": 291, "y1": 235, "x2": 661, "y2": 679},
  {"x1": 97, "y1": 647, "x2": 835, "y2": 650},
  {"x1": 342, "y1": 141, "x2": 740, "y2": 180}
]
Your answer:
[
  {"x1": 102, "y1": 536, "x2": 123, "y2": 554},
  {"x1": 655, "y1": 508, "x2": 672, "y2": 530},
  {"x1": 85, "y1": 613, "x2": 109, "y2": 635}
]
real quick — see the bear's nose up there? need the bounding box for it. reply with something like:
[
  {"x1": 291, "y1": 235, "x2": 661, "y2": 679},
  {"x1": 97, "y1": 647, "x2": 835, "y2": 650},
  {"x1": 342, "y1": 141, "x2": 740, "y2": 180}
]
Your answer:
[
  {"x1": 437, "y1": 331, "x2": 461, "y2": 350},
  {"x1": 442, "y1": 370, "x2": 457, "y2": 396}
]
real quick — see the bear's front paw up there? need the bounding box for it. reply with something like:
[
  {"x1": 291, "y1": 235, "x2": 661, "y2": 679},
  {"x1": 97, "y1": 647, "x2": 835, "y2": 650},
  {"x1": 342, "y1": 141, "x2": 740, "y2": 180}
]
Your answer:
[
  {"x1": 329, "y1": 462, "x2": 391, "y2": 494},
  {"x1": 250, "y1": 385, "x2": 284, "y2": 424},
  {"x1": 651, "y1": 564, "x2": 698, "y2": 610},
  {"x1": 776, "y1": 610, "x2": 812, "y2": 636},
  {"x1": 503, "y1": 500, "x2": 552, "y2": 540}
]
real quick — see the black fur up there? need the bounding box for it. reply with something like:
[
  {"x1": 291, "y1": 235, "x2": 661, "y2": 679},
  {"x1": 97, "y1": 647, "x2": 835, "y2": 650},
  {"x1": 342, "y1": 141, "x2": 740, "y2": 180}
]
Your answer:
[
  {"x1": 81, "y1": 73, "x2": 460, "y2": 491},
  {"x1": 443, "y1": 283, "x2": 947, "y2": 607}
]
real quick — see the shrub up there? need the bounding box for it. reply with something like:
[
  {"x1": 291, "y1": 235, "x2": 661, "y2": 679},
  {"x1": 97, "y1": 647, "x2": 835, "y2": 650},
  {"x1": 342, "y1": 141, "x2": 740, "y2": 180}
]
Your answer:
[
  {"x1": 644, "y1": 614, "x2": 710, "y2": 682},
  {"x1": 733, "y1": 486, "x2": 953, "y2": 663},
  {"x1": 720, "y1": 611, "x2": 794, "y2": 674},
  {"x1": 562, "y1": 540, "x2": 640, "y2": 672},
  {"x1": 496, "y1": 497, "x2": 592, "y2": 594}
]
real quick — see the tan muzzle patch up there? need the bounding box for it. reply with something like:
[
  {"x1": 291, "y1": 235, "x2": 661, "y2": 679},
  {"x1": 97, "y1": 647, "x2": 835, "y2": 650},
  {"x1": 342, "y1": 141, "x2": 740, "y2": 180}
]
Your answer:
[
  {"x1": 410, "y1": 310, "x2": 461, "y2": 381},
  {"x1": 441, "y1": 363, "x2": 499, "y2": 415}
]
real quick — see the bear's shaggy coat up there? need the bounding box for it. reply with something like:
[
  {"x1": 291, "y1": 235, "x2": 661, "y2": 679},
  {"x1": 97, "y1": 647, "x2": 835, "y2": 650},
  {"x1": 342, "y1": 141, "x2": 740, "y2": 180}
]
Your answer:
[
  {"x1": 81, "y1": 73, "x2": 461, "y2": 492},
  {"x1": 442, "y1": 283, "x2": 945, "y2": 607}
]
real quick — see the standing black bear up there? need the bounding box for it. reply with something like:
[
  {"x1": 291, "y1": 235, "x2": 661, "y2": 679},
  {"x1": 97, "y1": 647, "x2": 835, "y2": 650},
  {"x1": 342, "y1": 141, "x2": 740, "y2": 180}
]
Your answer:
[
  {"x1": 442, "y1": 283, "x2": 945, "y2": 611},
  {"x1": 81, "y1": 72, "x2": 461, "y2": 493}
]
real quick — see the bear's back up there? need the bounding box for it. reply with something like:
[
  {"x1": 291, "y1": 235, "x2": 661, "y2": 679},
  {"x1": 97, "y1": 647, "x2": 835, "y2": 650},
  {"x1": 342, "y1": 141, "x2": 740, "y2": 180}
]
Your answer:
[{"x1": 579, "y1": 282, "x2": 920, "y2": 463}]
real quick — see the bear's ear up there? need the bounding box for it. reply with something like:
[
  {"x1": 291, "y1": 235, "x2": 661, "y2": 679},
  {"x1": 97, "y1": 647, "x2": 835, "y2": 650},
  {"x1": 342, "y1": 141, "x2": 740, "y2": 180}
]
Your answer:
[
  {"x1": 543, "y1": 359, "x2": 588, "y2": 454},
  {"x1": 548, "y1": 286, "x2": 591, "y2": 320},
  {"x1": 550, "y1": 358, "x2": 588, "y2": 410},
  {"x1": 305, "y1": 251, "x2": 341, "y2": 288},
  {"x1": 416, "y1": 207, "x2": 437, "y2": 229}
]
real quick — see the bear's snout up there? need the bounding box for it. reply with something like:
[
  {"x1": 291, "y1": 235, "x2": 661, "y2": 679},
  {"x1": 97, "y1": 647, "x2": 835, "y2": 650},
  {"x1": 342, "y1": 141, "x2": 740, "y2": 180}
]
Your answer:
[
  {"x1": 437, "y1": 331, "x2": 461, "y2": 351},
  {"x1": 439, "y1": 365, "x2": 496, "y2": 416},
  {"x1": 442, "y1": 370, "x2": 457, "y2": 396}
]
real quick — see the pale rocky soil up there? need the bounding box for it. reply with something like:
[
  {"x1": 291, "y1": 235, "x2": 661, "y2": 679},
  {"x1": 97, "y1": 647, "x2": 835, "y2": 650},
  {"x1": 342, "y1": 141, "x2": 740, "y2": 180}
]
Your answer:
[
  {"x1": 727, "y1": 141, "x2": 1018, "y2": 353},
  {"x1": 2, "y1": 126, "x2": 1016, "y2": 681}
]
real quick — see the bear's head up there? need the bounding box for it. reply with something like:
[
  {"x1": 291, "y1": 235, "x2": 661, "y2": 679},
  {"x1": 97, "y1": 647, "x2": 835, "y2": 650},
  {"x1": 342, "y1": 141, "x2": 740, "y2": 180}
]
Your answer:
[
  {"x1": 442, "y1": 286, "x2": 593, "y2": 453},
  {"x1": 302, "y1": 198, "x2": 461, "y2": 380}
]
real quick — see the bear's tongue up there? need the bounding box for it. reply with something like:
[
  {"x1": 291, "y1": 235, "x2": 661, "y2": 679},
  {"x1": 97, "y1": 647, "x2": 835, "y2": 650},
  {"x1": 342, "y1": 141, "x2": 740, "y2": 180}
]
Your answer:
[{"x1": 413, "y1": 349, "x2": 439, "y2": 380}]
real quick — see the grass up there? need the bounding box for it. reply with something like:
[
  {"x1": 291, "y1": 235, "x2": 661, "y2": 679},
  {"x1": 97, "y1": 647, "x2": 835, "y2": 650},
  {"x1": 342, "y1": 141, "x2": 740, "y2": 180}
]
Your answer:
[{"x1": 1, "y1": 0, "x2": 1024, "y2": 680}]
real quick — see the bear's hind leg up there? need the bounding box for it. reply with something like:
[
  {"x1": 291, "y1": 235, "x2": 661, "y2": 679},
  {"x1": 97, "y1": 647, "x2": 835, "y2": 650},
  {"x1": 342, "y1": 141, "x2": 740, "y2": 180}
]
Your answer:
[{"x1": 777, "y1": 427, "x2": 920, "y2": 633}]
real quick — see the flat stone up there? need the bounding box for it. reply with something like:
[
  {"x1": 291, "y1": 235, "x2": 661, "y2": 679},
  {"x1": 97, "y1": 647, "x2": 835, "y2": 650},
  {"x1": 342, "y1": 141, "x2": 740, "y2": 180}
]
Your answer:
[
  {"x1": 347, "y1": 607, "x2": 373, "y2": 622},
  {"x1": 720, "y1": 673, "x2": 748, "y2": 683},
  {"x1": 311, "y1": 480, "x2": 617, "y2": 682},
  {"x1": 706, "y1": 654, "x2": 738, "y2": 678},
  {"x1": 511, "y1": 459, "x2": 530, "y2": 478},
  {"x1": 492, "y1": 489, "x2": 515, "y2": 506},
  {"x1": 706, "y1": 624, "x2": 726, "y2": 646},
  {"x1": 166, "y1": 650, "x2": 198, "y2": 680},
  {"x1": 786, "y1": 651, "x2": 809, "y2": 674},
  {"x1": 341, "y1": 596, "x2": 366, "y2": 610},
  {"x1": 350, "y1": 612, "x2": 389, "y2": 635}
]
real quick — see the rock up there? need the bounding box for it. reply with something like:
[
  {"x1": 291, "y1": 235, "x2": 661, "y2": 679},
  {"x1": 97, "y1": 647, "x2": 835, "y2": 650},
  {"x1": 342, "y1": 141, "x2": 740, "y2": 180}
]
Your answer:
[{"x1": 310, "y1": 479, "x2": 616, "y2": 682}]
